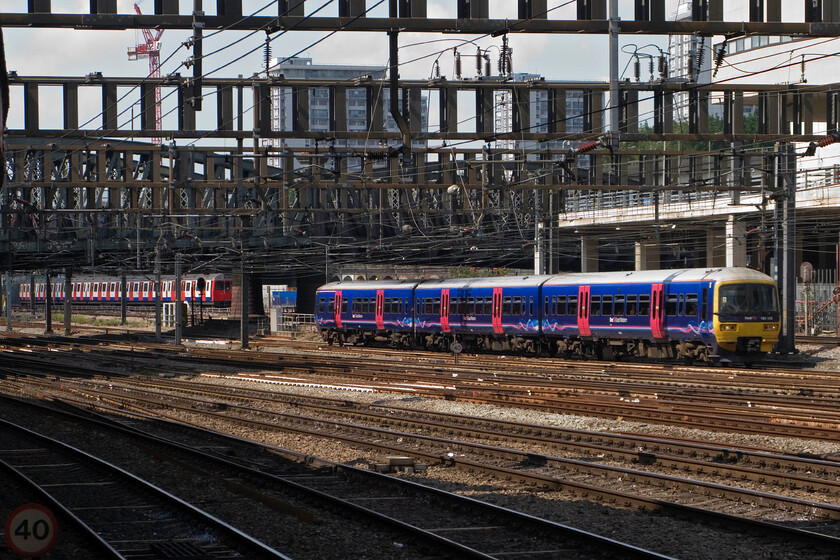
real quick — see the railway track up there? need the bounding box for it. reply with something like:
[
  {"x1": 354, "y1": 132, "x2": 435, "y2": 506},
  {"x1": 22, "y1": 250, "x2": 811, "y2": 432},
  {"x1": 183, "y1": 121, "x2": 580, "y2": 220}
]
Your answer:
[
  {"x1": 3, "y1": 332, "x2": 840, "y2": 442},
  {"x1": 0, "y1": 415, "x2": 293, "y2": 560},
  {"x1": 0, "y1": 392, "x2": 676, "y2": 560},
  {"x1": 6, "y1": 374, "x2": 840, "y2": 552}
]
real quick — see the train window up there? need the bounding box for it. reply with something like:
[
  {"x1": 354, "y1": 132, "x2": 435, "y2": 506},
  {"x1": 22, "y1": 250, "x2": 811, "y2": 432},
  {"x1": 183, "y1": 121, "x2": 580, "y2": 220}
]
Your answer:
[
  {"x1": 327, "y1": 298, "x2": 334, "y2": 313},
  {"x1": 685, "y1": 294, "x2": 698, "y2": 316},
  {"x1": 512, "y1": 297, "x2": 521, "y2": 315},
  {"x1": 433, "y1": 298, "x2": 441, "y2": 315},
  {"x1": 529, "y1": 297, "x2": 534, "y2": 315},
  {"x1": 678, "y1": 294, "x2": 684, "y2": 315},
  {"x1": 143, "y1": 282, "x2": 149, "y2": 293},
  {"x1": 503, "y1": 297, "x2": 512, "y2": 315},
  {"x1": 318, "y1": 298, "x2": 326, "y2": 313},
  {"x1": 701, "y1": 288, "x2": 708, "y2": 318},
  {"x1": 384, "y1": 298, "x2": 391, "y2": 313},
  {"x1": 556, "y1": 296, "x2": 566, "y2": 315},
  {"x1": 589, "y1": 295, "x2": 600, "y2": 316},
  {"x1": 568, "y1": 295, "x2": 578, "y2": 316},
  {"x1": 626, "y1": 295, "x2": 637, "y2": 315},
  {"x1": 342, "y1": 299, "x2": 348, "y2": 313},
  {"x1": 602, "y1": 295, "x2": 613, "y2": 316},
  {"x1": 352, "y1": 298, "x2": 359, "y2": 313},
  {"x1": 614, "y1": 295, "x2": 625, "y2": 316},
  {"x1": 666, "y1": 294, "x2": 678, "y2": 316},
  {"x1": 544, "y1": 296, "x2": 551, "y2": 315},
  {"x1": 478, "y1": 298, "x2": 487, "y2": 315},
  {"x1": 638, "y1": 294, "x2": 650, "y2": 316}
]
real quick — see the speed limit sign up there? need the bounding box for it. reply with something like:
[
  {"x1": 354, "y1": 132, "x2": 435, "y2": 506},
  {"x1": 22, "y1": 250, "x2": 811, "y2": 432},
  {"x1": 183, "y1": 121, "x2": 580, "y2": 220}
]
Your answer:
[{"x1": 4, "y1": 504, "x2": 58, "y2": 557}]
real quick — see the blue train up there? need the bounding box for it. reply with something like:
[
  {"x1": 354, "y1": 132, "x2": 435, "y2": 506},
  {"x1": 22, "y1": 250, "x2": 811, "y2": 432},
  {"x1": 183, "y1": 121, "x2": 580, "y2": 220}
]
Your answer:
[{"x1": 314, "y1": 268, "x2": 781, "y2": 364}]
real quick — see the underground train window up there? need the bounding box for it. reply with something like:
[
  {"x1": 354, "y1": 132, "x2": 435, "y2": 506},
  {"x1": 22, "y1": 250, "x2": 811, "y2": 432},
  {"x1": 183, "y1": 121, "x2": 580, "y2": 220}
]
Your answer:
[
  {"x1": 626, "y1": 294, "x2": 637, "y2": 315},
  {"x1": 614, "y1": 295, "x2": 625, "y2": 316},
  {"x1": 666, "y1": 294, "x2": 678, "y2": 316},
  {"x1": 557, "y1": 295, "x2": 567, "y2": 315},
  {"x1": 638, "y1": 294, "x2": 650, "y2": 316},
  {"x1": 602, "y1": 295, "x2": 613, "y2": 316},
  {"x1": 685, "y1": 294, "x2": 698, "y2": 316},
  {"x1": 719, "y1": 284, "x2": 778, "y2": 314},
  {"x1": 590, "y1": 295, "x2": 601, "y2": 316}
]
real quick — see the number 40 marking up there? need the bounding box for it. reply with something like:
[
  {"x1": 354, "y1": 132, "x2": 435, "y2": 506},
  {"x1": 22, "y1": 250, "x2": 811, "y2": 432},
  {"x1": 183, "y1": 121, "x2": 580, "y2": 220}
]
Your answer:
[{"x1": 4, "y1": 504, "x2": 58, "y2": 557}]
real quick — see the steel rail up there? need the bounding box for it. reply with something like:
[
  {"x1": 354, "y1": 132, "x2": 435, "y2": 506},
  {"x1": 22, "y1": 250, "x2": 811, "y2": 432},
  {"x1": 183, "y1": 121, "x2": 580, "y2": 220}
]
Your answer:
[
  {"x1": 0, "y1": 418, "x2": 294, "y2": 560},
  {"x1": 0, "y1": 392, "x2": 676, "y2": 560},
  {"x1": 50, "y1": 380, "x2": 840, "y2": 526}
]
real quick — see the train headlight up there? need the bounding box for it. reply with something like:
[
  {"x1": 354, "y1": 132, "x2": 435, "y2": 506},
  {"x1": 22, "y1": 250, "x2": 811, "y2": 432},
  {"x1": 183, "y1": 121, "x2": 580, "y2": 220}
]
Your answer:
[
  {"x1": 764, "y1": 323, "x2": 779, "y2": 331},
  {"x1": 720, "y1": 324, "x2": 738, "y2": 331}
]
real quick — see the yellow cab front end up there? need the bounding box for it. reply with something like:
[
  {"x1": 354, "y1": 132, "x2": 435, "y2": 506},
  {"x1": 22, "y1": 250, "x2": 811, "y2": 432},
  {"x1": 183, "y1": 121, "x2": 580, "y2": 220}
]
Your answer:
[{"x1": 713, "y1": 279, "x2": 780, "y2": 359}]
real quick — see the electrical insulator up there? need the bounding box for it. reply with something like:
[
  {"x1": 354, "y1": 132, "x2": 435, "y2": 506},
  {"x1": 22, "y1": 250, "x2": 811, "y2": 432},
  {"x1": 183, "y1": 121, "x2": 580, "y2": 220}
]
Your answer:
[
  {"x1": 454, "y1": 50, "x2": 462, "y2": 80},
  {"x1": 695, "y1": 42, "x2": 705, "y2": 78},
  {"x1": 713, "y1": 41, "x2": 726, "y2": 78},
  {"x1": 484, "y1": 55, "x2": 491, "y2": 77},
  {"x1": 634, "y1": 58, "x2": 640, "y2": 81},
  {"x1": 499, "y1": 34, "x2": 511, "y2": 77},
  {"x1": 649, "y1": 58, "x2": 654, "y2": 80},
  {"x1": 801, "y1": 55, "x2": 807, "y2": 83},
  {"x1": 577, "y1": 140, "x2": 599, "y2": 154},
  {"x1": 434, "y1": 60, "x2": 441, "y2": 79},
  {"x1": 476, "y1": 46, "x2": 482, "y2": 76},
  {"x1": 658, "y1": 55, "x2": 668, "y2": 79},
  {"x1": 264, "y1": 33, "x2": 272, "y2": 73}
]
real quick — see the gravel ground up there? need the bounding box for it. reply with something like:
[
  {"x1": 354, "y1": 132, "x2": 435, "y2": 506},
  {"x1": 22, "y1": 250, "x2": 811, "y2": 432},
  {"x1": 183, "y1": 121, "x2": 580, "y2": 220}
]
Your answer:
[{"x1": 5, "y1": 328, "x2": 840, "y2": 559}]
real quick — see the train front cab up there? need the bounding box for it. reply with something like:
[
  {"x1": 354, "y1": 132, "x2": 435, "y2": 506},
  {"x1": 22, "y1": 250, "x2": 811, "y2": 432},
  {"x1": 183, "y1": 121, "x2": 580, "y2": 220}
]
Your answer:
[{"x1": 711, "y1": 279, "x2": 780, "y2": 363}]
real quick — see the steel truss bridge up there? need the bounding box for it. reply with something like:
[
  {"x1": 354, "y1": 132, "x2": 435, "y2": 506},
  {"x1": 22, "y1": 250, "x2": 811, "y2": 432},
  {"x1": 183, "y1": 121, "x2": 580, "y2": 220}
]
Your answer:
[{"x1": 1, "y1": 0, "x2": 837, "y2": 279}]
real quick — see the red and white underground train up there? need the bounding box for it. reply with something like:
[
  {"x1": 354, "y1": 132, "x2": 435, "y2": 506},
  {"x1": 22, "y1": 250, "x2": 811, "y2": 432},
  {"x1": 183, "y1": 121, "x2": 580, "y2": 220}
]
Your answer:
[{"x1": 18, "y1": 273, "x2": 232, "y2": 307}]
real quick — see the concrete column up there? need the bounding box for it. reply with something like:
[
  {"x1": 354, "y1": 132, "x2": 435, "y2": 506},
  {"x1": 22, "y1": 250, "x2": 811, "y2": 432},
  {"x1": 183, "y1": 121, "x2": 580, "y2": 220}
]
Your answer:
[
  {"x1": 635, "y1": 239, "x2": 660, "y2": 270},
  {"x1": 725, "y1": 215, "x2": 747, "y2": 267},
  {"x1": 580, "y1": 236, "x2": 599, "y2": 272},
  {"x1": 706, "y1": 226, "x2": 726, "y2": 267}
]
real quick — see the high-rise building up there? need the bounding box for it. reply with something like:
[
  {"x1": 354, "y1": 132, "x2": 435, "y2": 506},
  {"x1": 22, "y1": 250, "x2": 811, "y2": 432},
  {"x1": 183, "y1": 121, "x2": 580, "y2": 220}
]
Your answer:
[{"x1": 266, "y1": 57, "x2": 427, "y2": 156}]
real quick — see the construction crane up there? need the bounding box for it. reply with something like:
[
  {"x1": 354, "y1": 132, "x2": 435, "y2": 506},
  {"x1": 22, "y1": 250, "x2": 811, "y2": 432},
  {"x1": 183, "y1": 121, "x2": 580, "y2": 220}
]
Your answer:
[{"x1": 127, "y1": 2, "x2": 163, "y2": 144}]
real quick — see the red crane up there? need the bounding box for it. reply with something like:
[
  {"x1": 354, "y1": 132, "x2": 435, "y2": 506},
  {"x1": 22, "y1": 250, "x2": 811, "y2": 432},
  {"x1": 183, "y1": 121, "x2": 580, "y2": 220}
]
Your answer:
[{"x1": 127, "y1": 2, "x2": 163, "y2": 144}]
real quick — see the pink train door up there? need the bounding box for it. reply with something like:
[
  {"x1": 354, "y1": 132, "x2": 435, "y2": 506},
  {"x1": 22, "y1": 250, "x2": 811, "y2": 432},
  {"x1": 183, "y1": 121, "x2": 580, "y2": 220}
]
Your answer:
[
  {"x1": 578, "y1": 285, "x2": 591, "y2": 336},
  {"x1": 334, "y1": 290, "x2": 343, "y2": 328},
  {"x1": 375, "y1": 290, "x2": 385, "y2": 330},
  {"x1": 492, "y1": 288, "x2": 503, "y2": 334},
  {"x1": 650, "y1": 283, "x2": 665, "y2": 338},
  {"x1": 440, "y1": 289, "x2": 450, "y2": 332}
]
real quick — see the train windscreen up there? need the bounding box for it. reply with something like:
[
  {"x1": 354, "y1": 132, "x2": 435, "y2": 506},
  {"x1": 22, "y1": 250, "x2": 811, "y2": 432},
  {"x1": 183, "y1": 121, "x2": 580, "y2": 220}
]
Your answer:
[{"x1": 718, "y1": 283, "x2": 778, "y2": 318}]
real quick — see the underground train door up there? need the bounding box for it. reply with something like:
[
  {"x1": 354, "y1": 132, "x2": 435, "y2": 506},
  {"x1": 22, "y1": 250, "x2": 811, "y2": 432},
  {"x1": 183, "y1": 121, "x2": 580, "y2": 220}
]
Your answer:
[
  {"x1": 375, "y1": 290, "x2": 385, "y2": 330},
  {"x1": 578, "y1": 285, "x2": 591, "y2": 336},
  {"x1": 334, "y1": 290, "x2": 343, "y2": 328},
  {"x1": 492, "y1": 288, "x2": 503, "y2": 334},
  {"x1": 650, "y1": 283, "x2": 665, "y2": 338},
  {"x1": 440, "y1": 289, "x2": 450, "y2": 333}
]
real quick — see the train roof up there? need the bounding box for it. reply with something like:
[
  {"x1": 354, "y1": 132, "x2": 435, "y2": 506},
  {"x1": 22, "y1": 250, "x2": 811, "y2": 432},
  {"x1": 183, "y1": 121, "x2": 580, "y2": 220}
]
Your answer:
[
  {"x1": 414, "y1": 276, "x2": 550, "y2": 290},
  {"x1": 317, "y1": 279, "x2": 421, "y2": 292},
  {"x1": 316, "y1": 268, "x2": 775, "y2": 293},
  {"x1": 542, "y1": 267, "x2": 775, "y2": 286}
]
